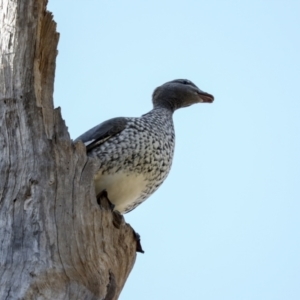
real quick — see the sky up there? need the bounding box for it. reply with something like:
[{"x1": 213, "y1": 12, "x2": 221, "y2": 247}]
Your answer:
[{"x1": 48, "y1": 1, "x2": 300, "y2": 299}]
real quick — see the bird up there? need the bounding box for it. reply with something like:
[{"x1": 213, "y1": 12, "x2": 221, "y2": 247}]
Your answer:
[{"x1": 75, "y1": 79, "x2": 214, "y2": 214}]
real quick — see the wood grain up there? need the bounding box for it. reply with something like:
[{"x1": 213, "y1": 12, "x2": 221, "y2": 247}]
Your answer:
[{"x1": 0, "y1": 1, "x2": 137, "y2": 299}]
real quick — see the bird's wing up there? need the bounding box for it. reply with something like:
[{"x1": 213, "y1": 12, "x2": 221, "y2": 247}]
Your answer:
[{"x1": 74, "y1": 117, "x2": 128, "y2": 152}]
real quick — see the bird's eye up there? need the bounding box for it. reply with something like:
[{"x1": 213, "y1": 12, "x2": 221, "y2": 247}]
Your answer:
[{"x1": 182, "y1": 80, "x2": 190, "y2": 85}]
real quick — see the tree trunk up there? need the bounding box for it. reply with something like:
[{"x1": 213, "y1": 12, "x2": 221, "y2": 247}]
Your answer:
[{"x1": 0, "y1": 0, "x2": 137, "y2": 299}]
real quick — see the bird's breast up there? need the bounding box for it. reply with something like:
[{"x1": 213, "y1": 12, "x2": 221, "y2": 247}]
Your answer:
[
  {"x1": 91, "y1": 115, "x2": 175, "y2": 213},
  {"x1": 94, "y1": 171, "x2": 148, "y2": 213}
]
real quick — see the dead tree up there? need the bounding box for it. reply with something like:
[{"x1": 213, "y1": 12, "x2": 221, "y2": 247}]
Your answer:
[{"x1": 0, "y1": 0, "x2": 137, "y2": 299}]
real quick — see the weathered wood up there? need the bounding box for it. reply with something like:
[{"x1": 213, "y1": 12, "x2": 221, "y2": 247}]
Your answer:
[{"x1": 0, "y1": 0, "x2": 137, "y2": 299}]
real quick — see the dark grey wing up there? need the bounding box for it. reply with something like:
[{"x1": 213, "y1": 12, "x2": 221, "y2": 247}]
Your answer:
[{"x1": 74, "y1": 117, "x2": 128, "y2": 152}]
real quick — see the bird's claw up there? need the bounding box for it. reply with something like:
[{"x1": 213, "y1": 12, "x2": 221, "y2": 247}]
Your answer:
[
  {"x1": 96, "y1": 190, "x2": 143, "y2": 253},
  {"x1": 112, "y1": 211, "x2": 124, "y2": 229},
  {"x1": 96, "y1": 190, "x2": 115, "y2": 211},
  {"x1": 97, "y1": 190, "x2": 125, "y2": 228}
]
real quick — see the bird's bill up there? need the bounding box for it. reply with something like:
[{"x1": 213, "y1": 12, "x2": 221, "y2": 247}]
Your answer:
[{"x1": 197, "y1": 90, "x2": 214, "y2": 103}]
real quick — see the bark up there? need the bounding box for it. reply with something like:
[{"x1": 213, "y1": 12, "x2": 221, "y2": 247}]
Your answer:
[{"x1": 0, "y1": 0, "x2": 137, "y2": 299}]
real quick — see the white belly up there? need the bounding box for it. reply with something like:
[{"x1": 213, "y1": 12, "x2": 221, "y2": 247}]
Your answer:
[{"x1": 94, "y1": 171, "x2": 148, "y2": 213}]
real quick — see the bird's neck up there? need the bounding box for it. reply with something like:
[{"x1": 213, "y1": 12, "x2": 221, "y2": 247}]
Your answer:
[
  {"x1": 157, "y1": 100, "x2": 176, "y2": 112},
  {"x1": 149, "y1": 106, "x2": 174, "y2": 118},
  {"x1": 142, "y1": 106, "x2": 174, "y2": 127}
]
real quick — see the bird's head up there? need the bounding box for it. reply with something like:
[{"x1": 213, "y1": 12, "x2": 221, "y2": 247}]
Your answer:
[{"x1": 152, "y1": 79, "x2": 214, "y2": 112}]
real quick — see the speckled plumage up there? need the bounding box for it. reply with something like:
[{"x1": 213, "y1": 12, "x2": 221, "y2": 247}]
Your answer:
[
  {"x1": 91, "y1": 108, "x2": 174, "y2": 213},
  {"x1": 75, "y1": 79, "x2": 214, "y2": 213}
]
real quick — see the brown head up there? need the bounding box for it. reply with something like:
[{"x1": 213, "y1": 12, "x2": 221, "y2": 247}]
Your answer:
[{"x1": 152, "y1": 79, "x2": 214, "y2": 112}]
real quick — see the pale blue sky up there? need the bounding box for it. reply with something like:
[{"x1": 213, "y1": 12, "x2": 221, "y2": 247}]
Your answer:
[{"x1": 48, "y1": 1, "x2": 300, "y2": 299}]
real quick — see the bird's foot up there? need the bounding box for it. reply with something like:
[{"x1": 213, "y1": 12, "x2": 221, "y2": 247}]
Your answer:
[
  {"x1": 96, "y1": 190, "x2": 115, "y2": 211},
  {"x1": 112, "y1": 211, "x2": 124, "y2": 229},
  {"x1": 96, "y1": 191, "x2": 142, "y2": 252},
  {"x1": 96, "y1": 190, "x2": 125, "y2": 229},
  {"x1": 133, "y1": 230, "x2": 144, "y2": 253}
]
